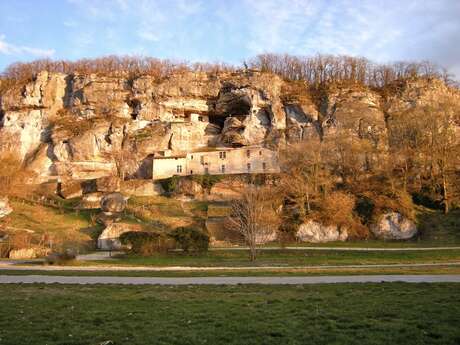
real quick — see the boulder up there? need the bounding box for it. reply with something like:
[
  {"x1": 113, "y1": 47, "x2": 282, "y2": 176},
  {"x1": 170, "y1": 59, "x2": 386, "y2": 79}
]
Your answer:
[
  {"x1": 371, "y1": 212, "x2": 418, "y2": 240},
  {"x1": 174, "y1": 179, "x2": 203, "y2": 198},
  {"x1": 95, "y1": 176, "x2": 121, "y2": 193},
  {"x1": 79, "y1": 192, "x2": 104, "y2": 209},
  {"x1": 0, "y1": 197, "x2": 13, "y2": 218},
  {"x1": 209, "y1": 180, "x2": 245, "y2": 201},
  {"x1": 297, "y1": 220, "x2": 348, "y2": 243},
  {"x1": 120, "y1": 180, "x2": 164, "y2": 196},
  {"x1": 9, "y1": 247, "x2": 49, "y2": 259},
  {"x1": 96, "y1": 212, "x2": 122, "y2": 226},
  {"x1": 100, "y1": 192, "x2": 127, "y2": 213},
  {"x1": 58, "y1": 181, "x2": 83, "y2": 199},
  {"x1": 97, "y1": 223, "x2": 142, "y2": 250}
]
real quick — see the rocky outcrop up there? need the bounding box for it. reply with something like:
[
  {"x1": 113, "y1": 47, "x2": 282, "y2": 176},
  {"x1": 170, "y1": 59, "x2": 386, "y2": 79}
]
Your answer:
[
  {"x1": 297, "y1": 220, "x2": 348, "y2": 243},
  {"x1": 100, "y1": 192, "x2": 127, "y2": 213},
  {"x1": 173, "y1": 179, "x2": 203, "y2": 198},
  {"x1": 0, "y1": 197, "x2": 12, "y2": 218},
  {"x1": 371, "y1": 212, "x2": 418, "y2": 240},
  {"x1": 78, "y1": 192, "x2": 104, "y2": 209},
  {"x1": 120, "y1": 180, "x2": 164, "y2": 197},
  {"x1": 1, "y1": 70, "x2": 459, "y2": 186},
  {"x1": 97, "y1": 223, "x2": 142, "y2": 250}
]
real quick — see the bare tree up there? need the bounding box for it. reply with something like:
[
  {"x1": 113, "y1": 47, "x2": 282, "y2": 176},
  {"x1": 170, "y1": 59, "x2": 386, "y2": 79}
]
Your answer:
[{"x1": 226, "y1": 185, "x2": 281, "y2": 261}]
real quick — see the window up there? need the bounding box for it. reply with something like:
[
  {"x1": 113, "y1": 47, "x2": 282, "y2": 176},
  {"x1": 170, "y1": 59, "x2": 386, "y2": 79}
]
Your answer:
[
  {"x1": 190, "y1": 170, "x2": 193, "y2": 174},
  {"x1": 200, "y1": 156, "x2": 204, "y2": 164},
  {"x1": 246, "y1": 150, "x2": 250, "y2": 158},
  {"x1": 259, "y1": 150, "x2": 262, "y2": 155},
  {"x1": 219, "y1": 151, "x2": 226, "y2": 159},
  {"x1": 190, "y1": 155, "x2": 193, "y2": 160},
  {"x1": 204, "y1": 167, "x2": 209, "y2": 175},
  {"x1": 247, "y1": 163, "x2": 251, "y2": 172},
  {"x1": 198, "y1": 116, "x2": 203, "y2": 122},
  {"x1": 221, "y1": 165, "x2": 225, "y2": 173},
  {"x1": 262, "y1": 162, "x2": 266, "y2": 170},
  {"x1": 176, "y1": 165, "x2": 182, "y2": 173}
]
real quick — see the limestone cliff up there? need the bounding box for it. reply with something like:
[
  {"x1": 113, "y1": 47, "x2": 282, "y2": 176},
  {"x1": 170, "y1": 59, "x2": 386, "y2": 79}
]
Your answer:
[{"x1": 0, "y1": 70, "x2": 458, "y2": 183}]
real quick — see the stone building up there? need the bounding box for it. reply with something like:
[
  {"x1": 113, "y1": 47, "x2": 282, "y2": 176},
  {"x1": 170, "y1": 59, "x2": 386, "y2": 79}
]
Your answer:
[{"x1": 152, "y1": 146, "x2": 279, "y2": 180}]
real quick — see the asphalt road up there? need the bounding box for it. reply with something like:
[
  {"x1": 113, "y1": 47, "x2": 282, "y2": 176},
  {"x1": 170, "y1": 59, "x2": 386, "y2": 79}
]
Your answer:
[{"x1": 1, "y1": 274, "x2": 460, "y2": 285}]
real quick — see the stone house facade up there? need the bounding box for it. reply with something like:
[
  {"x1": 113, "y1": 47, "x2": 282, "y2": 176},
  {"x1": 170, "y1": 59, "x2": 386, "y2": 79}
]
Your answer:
[{"x1": 152, "y1": 146, "x2": 279, "y2": 180}]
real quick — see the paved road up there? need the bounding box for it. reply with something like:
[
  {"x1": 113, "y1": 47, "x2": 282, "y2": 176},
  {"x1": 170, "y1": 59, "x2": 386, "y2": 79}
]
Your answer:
[
  {"x1": 1, "y1": 262, "x2": 460, "y2": 272},
  {"x1": 1, "y1": 274, "x2": 460, "y2": 285}
]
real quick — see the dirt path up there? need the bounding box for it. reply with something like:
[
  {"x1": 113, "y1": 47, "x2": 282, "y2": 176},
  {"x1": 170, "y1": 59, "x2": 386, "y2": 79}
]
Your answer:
[{"x1": 1, "y1": 274, "x2": 459, "y2": 285}]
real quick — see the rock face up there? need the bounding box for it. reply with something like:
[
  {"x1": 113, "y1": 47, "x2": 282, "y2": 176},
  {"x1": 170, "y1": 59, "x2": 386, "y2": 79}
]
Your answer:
[
  {"x1": 78, "y1": 192, "x2": 104, "y2": 209},
  {"x1": 100, "y1": 192, "x2": 127, "y2": 213},
  {"x1": 0, "y1": 197, "x2": 12, "y2": 218},
  {"x1": 371, "y1": 212, "x2": 418, "y2": 240},
  {"x1": 297, "y1": 220, "x2": 348, "y2": 243},
  {"x1": 173, "y1": 179, "x2": 203, "y2": 198},
  {"x1": 120, "y1": 180, "x2": 164, "y2": 197},
  {"x1": 97, "y1": 223, "x2": 142, "y2": 250},
  {"x1": 1, "y1": 70, "x2": 459, "y2": 185}
]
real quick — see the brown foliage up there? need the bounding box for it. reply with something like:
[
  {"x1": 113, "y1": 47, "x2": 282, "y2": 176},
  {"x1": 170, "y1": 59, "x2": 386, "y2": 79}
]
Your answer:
[{"x1": 248, "y1": 53, "x2": 454, "y2": 88}]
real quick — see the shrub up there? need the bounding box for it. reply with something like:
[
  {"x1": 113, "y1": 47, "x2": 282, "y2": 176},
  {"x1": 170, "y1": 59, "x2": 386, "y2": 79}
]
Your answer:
[
  {"x1": 45, "y1": 250, "x2": 76, "y2": 265},
  {"x1": 362, "y1": 190, "x2": 416, "y2": 222},
  {"x1": 119, "y1": 231, "x2": 171, "y2": 256},
  {"x1": 169, "y1": 227, "x2": 209, "y2": 253},
  {"x1": 159, "y1": 176, "x2": 180, "y2": 194},
  {"x1": 191, "y1": 175, "x2": 223, "y2": 191}
]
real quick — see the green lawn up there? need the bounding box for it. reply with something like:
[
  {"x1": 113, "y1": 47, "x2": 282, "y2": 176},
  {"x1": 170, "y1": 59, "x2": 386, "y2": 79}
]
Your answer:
[
  {"x1": 0, "y1": 283, "x2": 459, "y2": 345},
  {"x1": 83, "y1": 248, "x2": 460, "y2": 267}
]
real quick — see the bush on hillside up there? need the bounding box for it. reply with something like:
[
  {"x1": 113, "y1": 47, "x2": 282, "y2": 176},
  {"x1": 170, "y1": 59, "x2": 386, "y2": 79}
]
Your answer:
[
  {"x1": 159, "y1": 176, "x2": 180, "y2": 194},
  {"x1": 314, "y1": 191, "x2": 369, "y2": 239},
  {"x1": 191, "y1": 175, "x2": 223, "y2": 191},
  {"x1": 120, "y1": 231, "x2": 172, "y2": 256},
  {"x1": 44, "y1": 249, "x2": 76, "y2": 265},
  {"x1": 169, "y1": 226, "x2": 209, "y2": 253}
]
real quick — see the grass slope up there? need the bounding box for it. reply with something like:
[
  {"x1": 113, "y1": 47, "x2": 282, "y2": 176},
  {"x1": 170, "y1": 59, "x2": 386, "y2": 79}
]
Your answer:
[
  {"x1": 0, "y1": 283, "x2": 459, "y2": 345},
  {"x1": 83, "y1": 248, "x2": 460, "y2": 267}
]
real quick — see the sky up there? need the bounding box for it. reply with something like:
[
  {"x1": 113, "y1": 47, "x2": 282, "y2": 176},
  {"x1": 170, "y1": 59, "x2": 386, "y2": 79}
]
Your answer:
[{"x1": 0, "y1": 0, "x2": 459, "y2": 78}]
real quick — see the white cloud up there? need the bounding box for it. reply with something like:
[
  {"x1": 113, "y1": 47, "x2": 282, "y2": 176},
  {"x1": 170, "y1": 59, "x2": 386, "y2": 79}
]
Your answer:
[{"x1": 0, "y1": 35, "x2": 55, "y2": 57}]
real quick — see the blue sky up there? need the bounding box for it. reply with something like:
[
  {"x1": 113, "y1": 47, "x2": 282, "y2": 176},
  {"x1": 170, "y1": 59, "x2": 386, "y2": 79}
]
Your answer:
[{"x1": 0, "y1": 0, "x2": 459, "y2": 78}]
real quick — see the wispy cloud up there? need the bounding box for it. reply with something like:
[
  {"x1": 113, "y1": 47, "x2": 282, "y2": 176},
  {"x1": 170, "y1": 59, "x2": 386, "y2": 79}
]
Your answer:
[{"x1": 0, "y1": 35, "x2": 55, "y2": 57}]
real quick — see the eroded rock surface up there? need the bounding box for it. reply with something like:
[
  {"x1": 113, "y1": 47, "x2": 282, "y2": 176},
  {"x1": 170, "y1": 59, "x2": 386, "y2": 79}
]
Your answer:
[
  {"x1": 1, "y1": 70, "x2": 458, "y2": 186},
  {"x1": 371, "y1": 212, "x2": 418, "y2": 240},
  {"x1": 0, "y1": 197, "x2": 12, "y2": 218},
  {"x1": 297, "y1": 220, "x2": 348, "y2": 243}
]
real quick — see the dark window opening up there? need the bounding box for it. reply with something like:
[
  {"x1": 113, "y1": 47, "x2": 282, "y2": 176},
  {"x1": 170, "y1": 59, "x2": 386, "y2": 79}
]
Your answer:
[
  {"x1": 177, "y1": 165, "x2": 182, "y2": 173},
  {"x1": 247, "y1": 163, "x2": 251, "y2": 172},
  {"x1": 204, "y1": 167, "x2": 209, "y2": 175},
  {"x1": 221, "y1": 165, "x2": 225, "y2": 173},
  {"x1": 262, "y1": 162, "x2": 266, "y2": 170},
  {"x1": 246, "y1": 150, "x2": 250, "y2": 158}
]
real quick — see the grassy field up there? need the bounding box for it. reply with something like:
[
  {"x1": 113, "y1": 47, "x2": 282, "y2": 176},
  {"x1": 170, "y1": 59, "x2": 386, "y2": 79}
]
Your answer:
[
  {"x1": 81, "y1": 248, "x2": 460, "y2": 267},
  {"x1": 2, "y1": 265, "x2": 460, "y2": 277},
  {"x1": 0, "y1": 283, "x2": 459, "y2": 345}
]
